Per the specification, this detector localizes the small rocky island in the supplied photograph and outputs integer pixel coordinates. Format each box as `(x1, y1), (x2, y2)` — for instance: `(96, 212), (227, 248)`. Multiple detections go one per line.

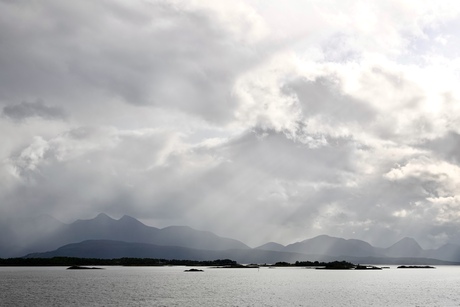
(355, 264), (383, 270)
(316, 261), (355, 270)
(67, 265), (103, 270)
(184, 268), (204, 272)
(397, 265), (435, 269)
(316, 262), (384, 270)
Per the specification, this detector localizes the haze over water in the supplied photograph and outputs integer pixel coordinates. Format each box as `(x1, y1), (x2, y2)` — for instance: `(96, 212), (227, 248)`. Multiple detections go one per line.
(2, 266), (460, 306)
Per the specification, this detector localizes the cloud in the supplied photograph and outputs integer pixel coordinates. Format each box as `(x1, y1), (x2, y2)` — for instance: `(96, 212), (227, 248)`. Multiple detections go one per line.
(420, 131), (460, 164)
(0, 0), (268, 124)
(3, 100), (67, 121)
(2, 0), (460, 249)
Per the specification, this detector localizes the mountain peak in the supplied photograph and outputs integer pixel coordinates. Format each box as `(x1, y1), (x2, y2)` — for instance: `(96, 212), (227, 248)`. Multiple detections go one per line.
(305, 234), (343, 243)
(286, 234), (375, 257)
(255, 242), (285, 252)
(393, 237), (422, 249)
(95, 213), (113, 220)
(118, 215), (147, 226)
(119, 215), (136, 221)
(312, 234), (335, 240)
(385, 237), (422, 257)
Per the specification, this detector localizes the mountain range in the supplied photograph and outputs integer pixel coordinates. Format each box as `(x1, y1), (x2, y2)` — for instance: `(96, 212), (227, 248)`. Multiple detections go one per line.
(3, 213), (460, 264)
(6, 213), (248, 257)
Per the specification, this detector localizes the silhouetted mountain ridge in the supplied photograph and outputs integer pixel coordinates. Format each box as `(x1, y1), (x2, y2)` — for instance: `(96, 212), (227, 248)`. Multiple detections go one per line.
(256, 235), (460, 263)
(19, 213), (249, 257)
(255, 242), (286, 252)
(284, 235), (379, 257)
(25, 239), (460, 265)
(384, 237), (423, 257)
(4, 213), (460, 263)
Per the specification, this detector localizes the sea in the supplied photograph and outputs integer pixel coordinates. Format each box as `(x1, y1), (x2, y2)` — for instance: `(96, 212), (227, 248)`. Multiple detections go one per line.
(1, 265), (460, 306)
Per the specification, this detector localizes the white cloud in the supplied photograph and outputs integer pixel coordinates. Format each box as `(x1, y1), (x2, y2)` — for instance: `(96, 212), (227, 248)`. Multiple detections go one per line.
(2, 0), (460, 248)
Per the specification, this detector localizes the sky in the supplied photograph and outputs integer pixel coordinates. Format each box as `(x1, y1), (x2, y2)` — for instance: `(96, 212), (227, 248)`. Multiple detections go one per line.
(2, 0), (460, 249)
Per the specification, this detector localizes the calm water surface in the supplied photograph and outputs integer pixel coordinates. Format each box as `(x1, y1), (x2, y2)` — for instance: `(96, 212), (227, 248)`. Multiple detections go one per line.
(1, 265), (460, 306)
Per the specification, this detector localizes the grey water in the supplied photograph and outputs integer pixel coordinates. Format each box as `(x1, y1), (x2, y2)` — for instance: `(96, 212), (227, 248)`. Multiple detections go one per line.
(1, 266), (460, 306)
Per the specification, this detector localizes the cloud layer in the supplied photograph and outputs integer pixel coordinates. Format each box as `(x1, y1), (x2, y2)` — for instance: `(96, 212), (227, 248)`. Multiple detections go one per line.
(2, 0), (460, 248)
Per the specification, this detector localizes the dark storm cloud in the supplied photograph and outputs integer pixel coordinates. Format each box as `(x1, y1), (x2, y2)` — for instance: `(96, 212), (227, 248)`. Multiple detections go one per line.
(3, 101), (67, 121)
(419, 131), (460, 164)
(0, 0), (264, 123)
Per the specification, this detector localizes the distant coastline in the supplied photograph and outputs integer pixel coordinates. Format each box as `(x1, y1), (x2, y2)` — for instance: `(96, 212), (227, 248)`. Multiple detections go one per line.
(0, 257), (438, 270)
(397, 265), (435, 269)
(67, 265), (103, 270)
(0, 257), (358, 268)
(0, 257), (239, 267)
